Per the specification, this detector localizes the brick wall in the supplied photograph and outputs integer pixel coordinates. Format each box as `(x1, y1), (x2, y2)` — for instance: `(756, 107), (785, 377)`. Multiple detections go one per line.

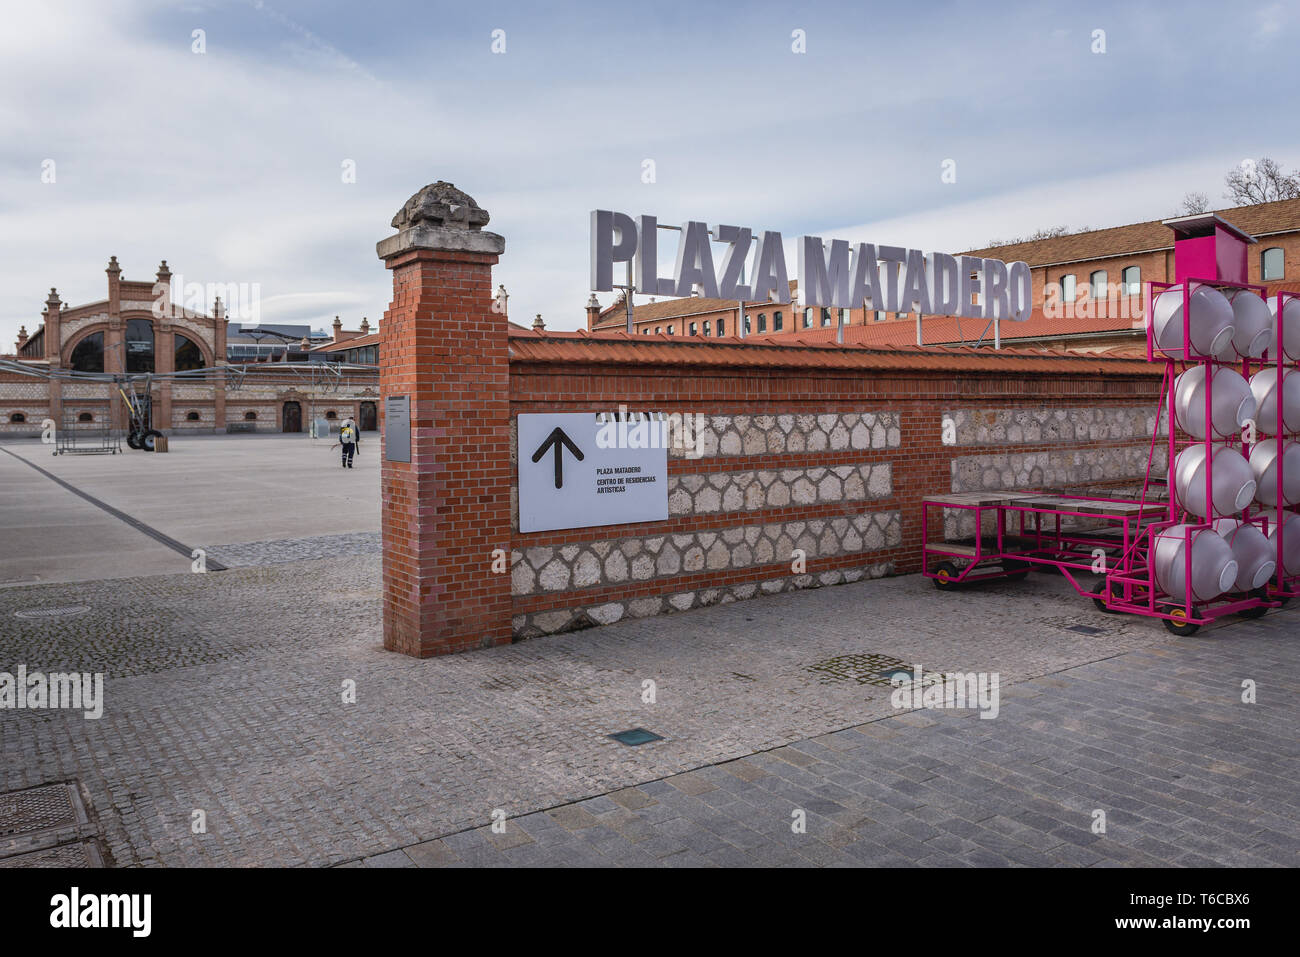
(504, 347), (1163, 639)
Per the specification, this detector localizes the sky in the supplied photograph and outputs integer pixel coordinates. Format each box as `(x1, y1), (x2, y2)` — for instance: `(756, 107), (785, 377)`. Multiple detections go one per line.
(3, 0), (1299, 350)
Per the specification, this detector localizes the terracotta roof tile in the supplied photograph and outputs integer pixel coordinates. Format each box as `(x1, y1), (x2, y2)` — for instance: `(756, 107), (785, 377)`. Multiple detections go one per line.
(508, 326), (1158, 375)
(959, 197), (1300, 266)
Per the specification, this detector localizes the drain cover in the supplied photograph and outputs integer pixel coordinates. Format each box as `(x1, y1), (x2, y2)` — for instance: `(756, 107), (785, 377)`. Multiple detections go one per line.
(0, 842), (102, 868)
(13, 605), (90, 620)
(805, 653), (915, 687)
(0, 783), (81, 837)
(609, 728), (664, 746)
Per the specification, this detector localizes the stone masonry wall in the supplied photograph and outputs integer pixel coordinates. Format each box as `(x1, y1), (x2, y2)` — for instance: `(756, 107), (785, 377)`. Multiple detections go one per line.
(506, 357), (1162, 640)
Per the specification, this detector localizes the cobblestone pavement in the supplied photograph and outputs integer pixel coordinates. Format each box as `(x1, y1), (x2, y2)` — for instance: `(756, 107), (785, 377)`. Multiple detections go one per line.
(361, 625), (1300, 867)
(1, 555), (1295, 866)
(200, 532), (380, 568)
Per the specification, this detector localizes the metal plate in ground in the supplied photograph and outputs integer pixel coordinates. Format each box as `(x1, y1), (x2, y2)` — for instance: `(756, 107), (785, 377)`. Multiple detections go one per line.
(805, 653), (915, 687)
(0, 842), (103, 868)
(13, 605), (90, 620)
(0, 783), (82, 837)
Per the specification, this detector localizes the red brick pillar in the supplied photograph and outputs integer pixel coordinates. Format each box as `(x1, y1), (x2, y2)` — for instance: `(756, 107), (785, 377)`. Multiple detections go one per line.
(376, 182), (511, 657)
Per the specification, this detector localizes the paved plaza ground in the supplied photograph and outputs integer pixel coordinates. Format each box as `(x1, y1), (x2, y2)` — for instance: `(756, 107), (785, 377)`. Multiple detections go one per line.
(0, 435), (1296, 867)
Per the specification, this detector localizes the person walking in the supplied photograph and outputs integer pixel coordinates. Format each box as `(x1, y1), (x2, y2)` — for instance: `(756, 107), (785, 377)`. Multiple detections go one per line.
(339, 418), (360, 468)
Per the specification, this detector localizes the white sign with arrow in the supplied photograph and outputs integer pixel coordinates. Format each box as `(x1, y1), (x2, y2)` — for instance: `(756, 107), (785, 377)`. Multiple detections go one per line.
(517, 412), (669, 533)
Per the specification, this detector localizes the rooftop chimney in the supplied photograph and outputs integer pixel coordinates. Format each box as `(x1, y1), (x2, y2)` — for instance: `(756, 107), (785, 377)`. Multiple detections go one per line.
(585, 293), (601, 330)
(532, 313), (545, 332)
(360, 317), (370, 334)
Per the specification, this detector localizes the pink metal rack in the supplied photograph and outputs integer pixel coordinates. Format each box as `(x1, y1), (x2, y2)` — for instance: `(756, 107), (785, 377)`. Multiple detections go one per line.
(921, 269), (1296, 636)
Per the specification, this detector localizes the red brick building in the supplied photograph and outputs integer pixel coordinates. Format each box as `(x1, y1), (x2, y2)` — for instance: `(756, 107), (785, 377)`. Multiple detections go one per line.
(1, 258), (380, 436)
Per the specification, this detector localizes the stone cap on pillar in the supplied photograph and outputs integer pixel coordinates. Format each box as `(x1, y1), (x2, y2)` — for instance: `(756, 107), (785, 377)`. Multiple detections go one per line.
(377, 181), (505, 261)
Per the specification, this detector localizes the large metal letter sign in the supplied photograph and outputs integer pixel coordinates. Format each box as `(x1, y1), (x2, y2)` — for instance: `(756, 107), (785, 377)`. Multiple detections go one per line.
(518, 412), (669, 533)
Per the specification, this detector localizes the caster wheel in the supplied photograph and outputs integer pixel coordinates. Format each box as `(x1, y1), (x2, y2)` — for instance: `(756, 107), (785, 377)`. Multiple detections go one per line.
(932, 561), (961, 591)
(1163, 608), (1201, 636)
(1237, 587), (1269, 620)
(1091, 580), (1119, 614)
(142, 429), (163, 452)
(1002, 559), (1030, 582)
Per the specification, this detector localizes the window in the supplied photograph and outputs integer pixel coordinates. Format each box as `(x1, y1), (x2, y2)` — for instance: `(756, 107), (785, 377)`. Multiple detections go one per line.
(874, 311), (886, 322)
(244, 411), (257, 421)
(703, 320), (711, 336)
(717, 318), (725, 336)
(1262, 247), (1284, 280)
(326, 410), (337, 419)
(840, 308), (850, 325)
(757, 313), (766, 332)
(70, 332), (104, 372)
(667, 325), (674, 335)
(1121, 266), (1141, 296)
(174, 333), (205, 371)
(773, 311), (783, 331)
(185, 411), (200, 421)
(77, 412), (93, 422)
(125, 318), (155, 373)
(655, 327), (661, 334)
(688, 322), (697, 336)
(1089, 270), (1108, 300)
(1061, 274), (1077, 301)
(896, 312), (909, 322)
(820, 308), (831, 327)
(8, 412), (25, 423)
(641, 327), (650, 334)
(803, 308), (813, 328)
(744, 314), (751, 334)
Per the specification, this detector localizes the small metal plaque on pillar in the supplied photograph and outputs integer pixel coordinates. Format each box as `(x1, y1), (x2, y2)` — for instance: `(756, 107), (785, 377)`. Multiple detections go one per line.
(385, 395), (411, 462)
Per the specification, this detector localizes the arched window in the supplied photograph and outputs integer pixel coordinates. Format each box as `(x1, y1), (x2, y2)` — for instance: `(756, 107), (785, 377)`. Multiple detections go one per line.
(773, 311), (783, 331)
(757, 313), (766, 332)
(325, 410), (337, 420)
(803, 308), (813, 328)
(1262, 247), (1284, 280)
(716, 318), (725, 336)
(744, 314), (751, 334)
(244, 411), (257, 421)
(1060, 274), (1077, 301)
(175, 333), (205, 371)
(125, 318), (155, 373)
(9, 412), (26, 423)
(1121, 266), (1141, 296)
(820, 308), (831, 327)
(1089, 270), (1108, 300)
(70, 332), (104, 372)
(702, 320), (711, 336)
(186, 411), (200, 421)
(78, 412), (93, 422)
(839, 308), (850, 325)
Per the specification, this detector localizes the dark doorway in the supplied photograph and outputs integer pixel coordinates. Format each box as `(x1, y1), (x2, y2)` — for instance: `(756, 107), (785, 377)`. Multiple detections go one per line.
(359, 401), (377, 431)
(282, 401), (302, 433)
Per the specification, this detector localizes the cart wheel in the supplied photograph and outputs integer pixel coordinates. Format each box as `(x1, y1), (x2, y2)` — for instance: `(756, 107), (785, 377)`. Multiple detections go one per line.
(1162, 607), (1200, 636)
(141, 429), (163, 452)
(126, 432), (141, 450)
(1237, 587), (1269, 620)
(1090, 580), (1119, 614)
(932, 561), (961, 591)
(1002, 559), (1030, 582)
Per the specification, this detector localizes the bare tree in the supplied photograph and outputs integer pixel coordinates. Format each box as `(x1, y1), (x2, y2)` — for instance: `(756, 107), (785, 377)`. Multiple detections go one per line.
(985, 225), (1079, 247)
(1224, 157), (1300, 205)
(1177, 192), (1210, 215)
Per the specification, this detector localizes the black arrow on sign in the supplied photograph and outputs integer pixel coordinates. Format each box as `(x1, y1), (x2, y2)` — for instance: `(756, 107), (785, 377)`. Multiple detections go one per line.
(531, 427), (584, 489)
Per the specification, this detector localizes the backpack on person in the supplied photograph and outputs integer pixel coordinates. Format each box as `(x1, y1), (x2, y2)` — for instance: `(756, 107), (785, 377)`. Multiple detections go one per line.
(340, 424), (355, 444)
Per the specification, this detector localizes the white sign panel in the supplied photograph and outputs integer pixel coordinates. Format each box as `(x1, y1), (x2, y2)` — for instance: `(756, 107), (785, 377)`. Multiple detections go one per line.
(518, 412), (669, 534)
